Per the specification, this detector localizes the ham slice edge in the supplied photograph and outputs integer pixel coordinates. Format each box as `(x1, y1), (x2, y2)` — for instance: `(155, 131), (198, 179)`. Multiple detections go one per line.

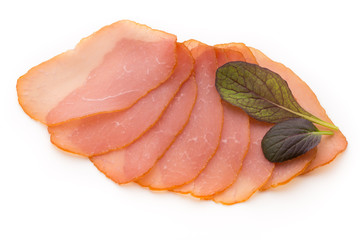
(17, 20), (177, 125)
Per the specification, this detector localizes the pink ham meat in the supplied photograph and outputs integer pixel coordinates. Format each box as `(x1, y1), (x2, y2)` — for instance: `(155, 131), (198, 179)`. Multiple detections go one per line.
(248, 47), (347, 174)
(136, 40), (223, 189)
(260, 149), (316, 190)
(17, 20), (177, 125)
(215, 43), (258, 64)
(48, 44), (193, 156)
(174, 102), (249, 197)
(173, 48), (250, 197)
(90, 76), (197, 184)
(213, 119), (275, 204)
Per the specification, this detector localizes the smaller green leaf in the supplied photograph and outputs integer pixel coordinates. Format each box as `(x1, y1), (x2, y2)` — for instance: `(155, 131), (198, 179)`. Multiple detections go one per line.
(261, 118), (333, 163)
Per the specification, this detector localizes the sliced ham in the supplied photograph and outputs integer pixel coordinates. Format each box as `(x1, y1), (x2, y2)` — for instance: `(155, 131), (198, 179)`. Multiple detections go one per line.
(248, 48), (347, 174)
(260, 149), (316, 190)
(48, 43), (193, 156)
(16, 19), (348, 204)
(173, 48), (250, 198)
(213, 119), (275, 204)
(90, 76), (197, 184)
(17, 20), (177, 125)
(174, 102), (249, 197)
(136, 40), (223, 189)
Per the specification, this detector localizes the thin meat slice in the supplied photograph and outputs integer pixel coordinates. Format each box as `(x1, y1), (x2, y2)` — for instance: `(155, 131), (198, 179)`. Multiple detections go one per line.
(48, 44), (193, 157)
(248, 47), (347, 174)
(260, 149), (316, 190)
(213, 119), (275, 204)
(90, 76), (197, 184)
(174, 102), (249, 197)
(215, 43), (258, 64)
(137, 40), (223, 189)
(17, 20), (177, 125)
(173, 48), (250, 197)
(215, 47), (246, 65)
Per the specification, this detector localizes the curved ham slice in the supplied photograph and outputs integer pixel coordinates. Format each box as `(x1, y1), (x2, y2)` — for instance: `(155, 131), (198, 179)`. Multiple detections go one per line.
(136, 41), (223, 189)
(248, 48), (347, 174)
(213, 119), (275, 204)
(260, 149), (316, 190)
(173, 48), (250, 197)
(90, 76), (197, 184)
(17, 20), (177, 125)
(48, 44), (193, 157)
(174, 102), (249, 197)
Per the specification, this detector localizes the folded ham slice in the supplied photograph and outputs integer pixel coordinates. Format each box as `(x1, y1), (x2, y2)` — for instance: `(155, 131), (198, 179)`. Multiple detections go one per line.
(248, 48), (347, 174)
(17, 20), (177, 125)
(48, 43), (193, 156)
(137, 40), (223, 189)
(173, 48), (250, 197)
(90, 76), (197, 184)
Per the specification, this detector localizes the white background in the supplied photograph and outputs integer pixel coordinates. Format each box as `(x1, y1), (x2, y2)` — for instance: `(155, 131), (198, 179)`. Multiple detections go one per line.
(1, 0), (359, 239)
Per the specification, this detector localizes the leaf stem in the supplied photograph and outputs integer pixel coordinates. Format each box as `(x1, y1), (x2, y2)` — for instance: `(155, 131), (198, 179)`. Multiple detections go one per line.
(299, 114), (338, 131)
(278, 105), (339, 130)
(312, 131), (334, 135)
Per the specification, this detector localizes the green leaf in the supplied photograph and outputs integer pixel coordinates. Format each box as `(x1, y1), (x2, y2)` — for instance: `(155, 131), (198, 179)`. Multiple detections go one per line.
(215, 61), (338, 130)
(261, 118), (333, 163)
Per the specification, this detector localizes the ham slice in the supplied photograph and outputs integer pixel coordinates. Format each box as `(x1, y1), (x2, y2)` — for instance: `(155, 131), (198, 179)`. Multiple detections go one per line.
(248, 48), (347, 174)
(17, 20), (177, 125)
(260, 149), (316, 190)
(90, 76), (197, 184)
(174, 102), (249, 197)
(173, 48), (250, 197)
(215, 43), (258, 64)
(48, 43), (193, 157)
(213, 119), (275, 204)
(137, 40), (223, 189)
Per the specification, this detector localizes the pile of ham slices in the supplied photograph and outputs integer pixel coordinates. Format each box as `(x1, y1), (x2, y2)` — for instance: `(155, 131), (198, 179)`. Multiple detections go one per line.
(17, 20), (347, 204)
